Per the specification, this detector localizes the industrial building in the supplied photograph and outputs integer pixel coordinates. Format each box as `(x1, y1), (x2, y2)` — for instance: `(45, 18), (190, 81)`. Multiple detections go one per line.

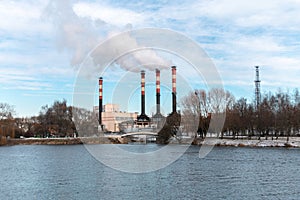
(94, 104), (138, 132)
(97, 66), (178, 133)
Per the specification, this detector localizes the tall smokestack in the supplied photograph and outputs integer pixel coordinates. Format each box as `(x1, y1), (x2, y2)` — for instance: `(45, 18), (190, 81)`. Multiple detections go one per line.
(172, 66), (177, 113)
(98, 77), (103, 126)
(153, 69), (164, 128)
(141, 70), (146, 115)
(137, 70), (150, 123)
(156, 69), (161, 114)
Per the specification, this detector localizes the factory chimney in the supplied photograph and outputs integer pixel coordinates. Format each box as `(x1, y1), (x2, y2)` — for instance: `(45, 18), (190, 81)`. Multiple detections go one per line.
(156, 69), (161, 115)
(98, 77), (103, 128)
(137, 70), (150, 123)
(172, 66), (177, 114)
(153, 69), (165, 129)
(141, 70), (146, 116)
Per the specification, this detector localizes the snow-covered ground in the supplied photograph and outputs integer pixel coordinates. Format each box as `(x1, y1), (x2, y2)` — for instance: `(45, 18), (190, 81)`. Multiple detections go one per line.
(200, 137), (300, 148)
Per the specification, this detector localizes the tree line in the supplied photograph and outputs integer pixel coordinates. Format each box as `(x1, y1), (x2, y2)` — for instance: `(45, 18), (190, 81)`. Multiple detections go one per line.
(1, 88), (300, 140)
(180, 88), (300, 141)
(1, 100), (98, 138)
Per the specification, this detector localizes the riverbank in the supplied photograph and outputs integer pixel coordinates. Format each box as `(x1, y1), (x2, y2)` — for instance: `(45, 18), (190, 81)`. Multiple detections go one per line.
(198, 137), (300, 148)
(2, 136), (300, 148)
(5, 136), (122, 146)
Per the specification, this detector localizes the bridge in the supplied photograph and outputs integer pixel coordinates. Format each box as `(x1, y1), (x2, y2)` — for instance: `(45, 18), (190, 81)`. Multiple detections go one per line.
(121, 132), (158, 138)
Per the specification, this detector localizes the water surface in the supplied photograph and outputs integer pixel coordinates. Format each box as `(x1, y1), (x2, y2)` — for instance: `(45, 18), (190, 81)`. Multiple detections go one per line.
(0, 144), (299, 199)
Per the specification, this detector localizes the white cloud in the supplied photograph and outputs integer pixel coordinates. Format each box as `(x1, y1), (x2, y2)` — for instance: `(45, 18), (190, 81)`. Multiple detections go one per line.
(0, 0), (51, 35)
(233, 36), (287, 52)
(194, 0), (300, 28)
(73, 2), (146, 27)
(1, 0), (300, 116)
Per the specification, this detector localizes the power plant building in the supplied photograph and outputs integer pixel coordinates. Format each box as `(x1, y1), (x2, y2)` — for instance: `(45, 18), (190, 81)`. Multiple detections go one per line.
(93, 104), (138, 132)
(97, 66), (178, 133)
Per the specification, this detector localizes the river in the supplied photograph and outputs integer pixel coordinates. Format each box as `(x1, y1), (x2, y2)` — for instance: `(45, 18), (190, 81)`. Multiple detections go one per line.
(0, 144), (299, 199)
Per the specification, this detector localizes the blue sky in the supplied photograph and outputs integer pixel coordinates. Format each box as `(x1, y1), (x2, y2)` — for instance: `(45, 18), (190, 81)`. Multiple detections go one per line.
(1, 0), (300, 117)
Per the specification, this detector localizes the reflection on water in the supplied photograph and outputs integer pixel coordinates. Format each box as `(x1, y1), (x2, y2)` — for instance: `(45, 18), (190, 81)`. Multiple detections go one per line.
(0, 144), (299, 199)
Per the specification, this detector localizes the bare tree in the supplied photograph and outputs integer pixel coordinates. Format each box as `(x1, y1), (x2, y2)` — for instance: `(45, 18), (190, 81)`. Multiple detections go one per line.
(181, 88), (234, 139)
(223, 98), (249, 139)
(180, 91), (201, 136)
(0, 103), (16, 120)
(180, 87), (300, 142)
(292, 89), (300, 136)
(207, 88), (235, 115)
(72, 107), (98, 137)
(259, 95), (274, 140)
(180, 90), (213, 138)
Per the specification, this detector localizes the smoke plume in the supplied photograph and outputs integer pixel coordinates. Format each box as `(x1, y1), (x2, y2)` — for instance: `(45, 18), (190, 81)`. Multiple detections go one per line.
(43, 0), (102, 67)
(44, 0), (172, 73)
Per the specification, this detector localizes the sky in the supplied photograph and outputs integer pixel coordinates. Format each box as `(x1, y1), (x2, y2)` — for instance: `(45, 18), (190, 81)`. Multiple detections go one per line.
(1, 0), (300, 117)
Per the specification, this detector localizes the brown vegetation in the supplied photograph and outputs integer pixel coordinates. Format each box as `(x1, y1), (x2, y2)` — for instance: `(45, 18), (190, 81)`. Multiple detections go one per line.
(181, 88), (300, 141)
(1, 87), (300, 145)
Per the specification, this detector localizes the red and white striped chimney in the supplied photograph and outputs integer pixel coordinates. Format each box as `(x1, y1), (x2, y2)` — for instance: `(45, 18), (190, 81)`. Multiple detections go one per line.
(99, 77), (103, 126)
(172, 66), (177, 113)
(141, 70), (146, 115)
(156, 69), (161, 114)
(137, 70), (150, 122)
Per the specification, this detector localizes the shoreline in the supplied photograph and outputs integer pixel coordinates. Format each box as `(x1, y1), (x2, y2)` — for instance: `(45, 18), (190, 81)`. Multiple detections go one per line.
(2, 136), (300, 148)
(5, 137), (119, 146)
(198, 137), (300, 148)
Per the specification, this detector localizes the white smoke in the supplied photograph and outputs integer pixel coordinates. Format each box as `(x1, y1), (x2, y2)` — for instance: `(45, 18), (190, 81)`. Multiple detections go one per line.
(43, 0), (103, 67)
(43, 0), (172, 72)
(93, 31), (172, 72)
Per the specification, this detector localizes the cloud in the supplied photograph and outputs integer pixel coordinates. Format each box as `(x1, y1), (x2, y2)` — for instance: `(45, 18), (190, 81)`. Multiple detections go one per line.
(1, 0), (300, 117)
(192, 0), (300, 29)
(232, 36), (287, 53)
(72, 2), (146, 27)
(44, 0), (172, 74)
(0, 0), (50, 35)
(43, 0), (102, 67)
(0, 63), (75, 93)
